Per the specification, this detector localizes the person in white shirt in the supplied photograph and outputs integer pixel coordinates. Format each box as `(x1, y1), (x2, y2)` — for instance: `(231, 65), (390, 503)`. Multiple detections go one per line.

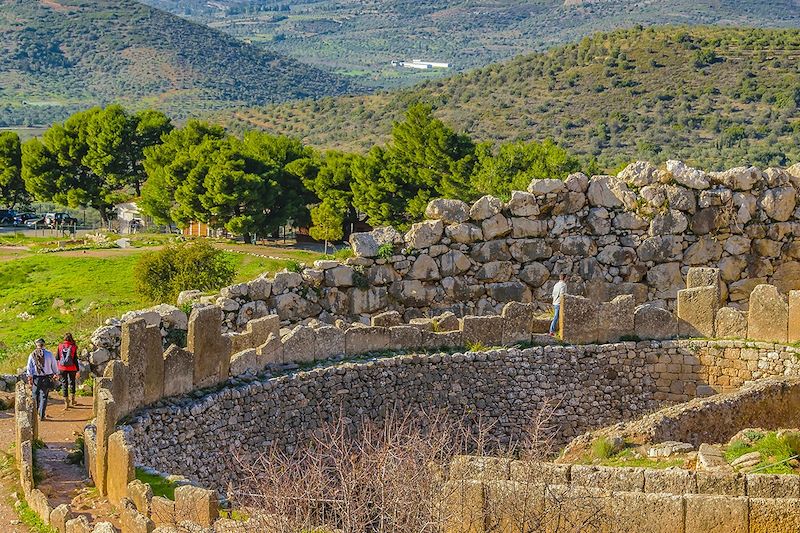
(26, 338), (59, 421)
(549, 273), (568, 336)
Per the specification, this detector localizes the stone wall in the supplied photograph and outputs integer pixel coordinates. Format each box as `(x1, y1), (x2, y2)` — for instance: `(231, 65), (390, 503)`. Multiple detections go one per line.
(86, 160), (800, 367)
(443, 455), (800, 532)
(120, 339), (800, 494)
(562, 377), (800, 459)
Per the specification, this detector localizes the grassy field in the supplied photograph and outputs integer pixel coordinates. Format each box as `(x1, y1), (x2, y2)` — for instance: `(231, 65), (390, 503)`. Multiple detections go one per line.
(0, 237), (324, 374)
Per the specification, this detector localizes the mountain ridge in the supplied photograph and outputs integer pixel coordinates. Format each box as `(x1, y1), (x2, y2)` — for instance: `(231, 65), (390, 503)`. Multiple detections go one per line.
(0, 0), (353, 128)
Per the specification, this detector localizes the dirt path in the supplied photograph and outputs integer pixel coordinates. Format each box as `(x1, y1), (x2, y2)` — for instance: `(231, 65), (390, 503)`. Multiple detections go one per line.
(0, 391), (119, 529)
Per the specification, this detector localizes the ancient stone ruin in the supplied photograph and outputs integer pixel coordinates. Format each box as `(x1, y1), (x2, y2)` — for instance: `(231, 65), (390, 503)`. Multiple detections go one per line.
(14, 160), (800, 531)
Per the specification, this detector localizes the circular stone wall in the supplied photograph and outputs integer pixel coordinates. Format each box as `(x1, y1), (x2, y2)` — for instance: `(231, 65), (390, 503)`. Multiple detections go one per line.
(126, 344), (662, 492)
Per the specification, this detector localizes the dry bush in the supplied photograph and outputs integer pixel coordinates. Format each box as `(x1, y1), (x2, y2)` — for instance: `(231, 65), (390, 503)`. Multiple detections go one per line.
(225, 399), (608, 533)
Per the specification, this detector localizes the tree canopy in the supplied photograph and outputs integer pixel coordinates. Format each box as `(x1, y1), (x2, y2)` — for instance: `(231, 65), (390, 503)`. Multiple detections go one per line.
(0, 132), (27, 209)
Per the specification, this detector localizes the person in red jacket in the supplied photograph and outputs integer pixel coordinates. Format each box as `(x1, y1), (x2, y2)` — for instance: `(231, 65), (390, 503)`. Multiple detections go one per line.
(56, 332), (79, 409)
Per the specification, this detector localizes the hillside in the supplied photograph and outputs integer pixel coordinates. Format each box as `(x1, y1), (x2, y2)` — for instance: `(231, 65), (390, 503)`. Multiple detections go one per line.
(0, 0), (352, 128)
(139, 0), (800, 88)
(225, 26), (800, 170)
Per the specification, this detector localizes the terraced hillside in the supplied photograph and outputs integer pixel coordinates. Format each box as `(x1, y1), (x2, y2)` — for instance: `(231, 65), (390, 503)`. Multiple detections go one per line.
(226, 26), (800, 170)
(141, 0), (800, 88)
(0, 0), (352, 128)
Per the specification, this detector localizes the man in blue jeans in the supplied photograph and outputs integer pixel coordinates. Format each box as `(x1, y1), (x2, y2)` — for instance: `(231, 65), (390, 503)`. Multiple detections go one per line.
(549, 273), (568, 337)
(26, 338), (59, 421)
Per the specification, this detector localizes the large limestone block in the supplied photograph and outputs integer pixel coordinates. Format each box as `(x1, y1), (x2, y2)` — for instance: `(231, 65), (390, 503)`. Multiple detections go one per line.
(635, 304), (678, 340)
(597, 294), (635, 343)
(695, 471), (745, 496)
(244, 314), (280, 348)
(282, 325), (317, 363)
(507, 191), (539, 217)
(469, 195), (503, 221)
(543, 484), (612, 533)
(570, 465), (645, 492)
(387, 326), (423, 351)
(643, 468), (697, 494)
(686, 267), (721, 291)
(746, 473), (800, 498)
(421, 330), (463, 350)
(229, 349), (260, 376)
(684, 494), (747, 533)
(509, 461), (570, 485)
(441, 480), (484, 533)
(127, 479), (153, 518)
(486, 281), (531, 303)
(120, 318), (162, 410)
(749, 497), (800, 533)
(462, 315), (504, 347)
(120, 505), (155, 533)
(483, 480), (545, 533)
(162, 345), (193, 397)
(107, 431), (134, 507)
(174, 485), (219, 527)
(151, 496), (175, 526)
(790, 290), (800, 343)
(760, 185), (797, 221)
(481, 213), (511, 240)
(747, 284), (789, 343)
(187, 306), (229, 388)
(439, 250), (472, 277)
(715, 307), (748, 339)
(611, 492), (684, 533)
(407, 254), (441, 281)
(501, 302), (536, 344)
(345, 326), (389, 355)
(404, 219), (444, 249)
(256, 333), (284, 365)
(667, 160), (710, 189)
(677, 286), (719, 338)
(425, 198), (470, 224)
(315, 326), (346, 360)
(559, 294), (599, 345)
(446, 222), (483, 244)
(50, 504), (74, 533)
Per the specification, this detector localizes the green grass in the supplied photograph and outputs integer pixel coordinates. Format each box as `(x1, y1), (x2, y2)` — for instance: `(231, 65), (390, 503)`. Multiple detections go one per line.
(135, 468), (179, 500)
(725, 431), (800, 475)
(0, 244), (324, 373)
(591, 437), (615, 461)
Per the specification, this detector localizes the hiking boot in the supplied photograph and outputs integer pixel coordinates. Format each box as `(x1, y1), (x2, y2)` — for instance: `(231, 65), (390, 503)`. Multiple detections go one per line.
(63, 402), (69, 411)
(70, 395), (76, 406)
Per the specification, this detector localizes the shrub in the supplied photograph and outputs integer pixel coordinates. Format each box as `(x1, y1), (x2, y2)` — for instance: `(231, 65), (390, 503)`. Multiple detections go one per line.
(376, 242), (394, 259)
(134, 241), (235, 303)
(591, 436), (615, 460)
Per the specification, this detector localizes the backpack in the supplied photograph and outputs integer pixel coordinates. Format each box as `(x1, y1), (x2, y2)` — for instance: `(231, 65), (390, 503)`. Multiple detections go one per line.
(59, 343), (76, 368)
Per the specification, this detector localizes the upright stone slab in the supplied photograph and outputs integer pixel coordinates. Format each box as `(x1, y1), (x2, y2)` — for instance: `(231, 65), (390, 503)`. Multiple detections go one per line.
(560, 294), (599, 344)
(686, 267), (722, 303)
(106, 431), (134, 507)
(501, 302), (535, 344)
(127, 479), (153, 517)
(245, 314), (280, 349)
(387, 326), (423, 351)
(142, 323), (164, 405)
(315, 326), (346, 360)
(162, 345), (193, 397)
(346, 326), (389, 355)
(174, 485), (219, 526)
(229, 349), (260, 377)
(715, 307), (748, 339)
(282, 325), (317, 363)
(94, 390), (116, 496)
(597, 294), (635, 343)
(748, 284), (788, 343)
(256, 333), (284, 365)
(677, 286), (719, 337)
(104, 360), (130, 419)
(789, 290), (800, 343)
(462, 315), (504, 347)
(187, 306), (229, 387)
(120, 319), (149, 410)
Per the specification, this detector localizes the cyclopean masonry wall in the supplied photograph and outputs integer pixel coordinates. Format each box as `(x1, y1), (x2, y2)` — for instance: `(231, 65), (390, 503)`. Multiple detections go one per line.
(443, 451), (800, 532)
(85, 160), (800, 369)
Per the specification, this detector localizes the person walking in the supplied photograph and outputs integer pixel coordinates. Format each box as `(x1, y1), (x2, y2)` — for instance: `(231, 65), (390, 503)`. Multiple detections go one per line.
(26, 338), (59, 421)
(549, 273), (568, 337)
(56, 333), (79, 410)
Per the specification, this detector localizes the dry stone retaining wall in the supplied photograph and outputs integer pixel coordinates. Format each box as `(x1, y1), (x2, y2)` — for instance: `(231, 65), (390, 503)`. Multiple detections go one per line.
(86, 160), (800, 367)
(118, 339), (800, 495)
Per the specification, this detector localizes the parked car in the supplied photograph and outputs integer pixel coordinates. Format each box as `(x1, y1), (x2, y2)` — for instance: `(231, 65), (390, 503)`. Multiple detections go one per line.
(14, 212), (38, 226)
(25, 215), (46, 227)
(44, 212), (79, 227)
(0, 209), (15, 225)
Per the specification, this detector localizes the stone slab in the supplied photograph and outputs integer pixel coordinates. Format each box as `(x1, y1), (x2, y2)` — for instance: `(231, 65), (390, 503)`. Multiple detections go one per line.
(462, 315), (504, 347)
(315, 326), (346, 360)
(748, 284), (788, 343)
(612, 492), (684, 533)
(677, 286), (719, 337)
(643, 468), (697, 494)
(282, 325), (317, 363)
(162, 345), (193, 397)
(345, 326), (389, 355)
(789, 290), (800, 343)
(748, 497), (800, 533)
(635, 304), (678, 340)
(597, 294), (635, 343)
(560, 294), (599, 345)
(684, 493), (747, 533)
(174, 485), (219, 527)
(187, 306), (230, 387)
(501, 302), (536, 344)
(746, 473), (800, 498)
(106, 431), (134, 507)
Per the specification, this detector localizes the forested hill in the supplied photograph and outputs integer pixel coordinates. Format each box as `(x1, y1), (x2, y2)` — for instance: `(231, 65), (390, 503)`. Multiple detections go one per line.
(138, 0), (800, 89)
(226, 26), (800, 171)
(0, 0), (352, 128)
